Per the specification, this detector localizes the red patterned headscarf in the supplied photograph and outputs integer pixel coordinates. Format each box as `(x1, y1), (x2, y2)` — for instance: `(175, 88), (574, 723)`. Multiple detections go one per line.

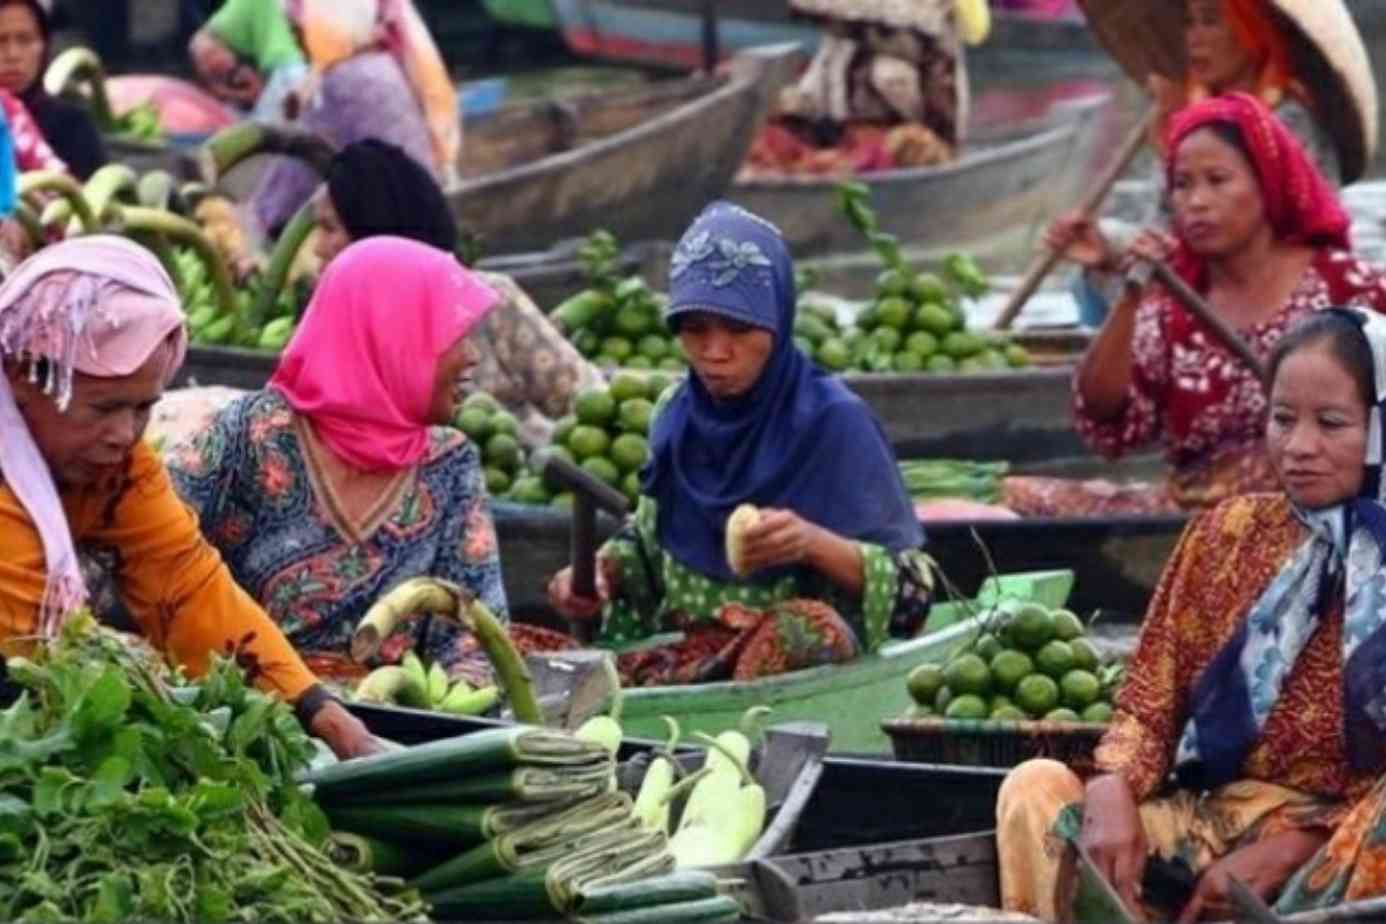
(1163, 92), (1350, 288)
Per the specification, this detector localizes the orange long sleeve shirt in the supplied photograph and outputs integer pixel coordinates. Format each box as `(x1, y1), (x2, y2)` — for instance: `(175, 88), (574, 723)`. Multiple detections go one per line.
(0, 441), (319, 701)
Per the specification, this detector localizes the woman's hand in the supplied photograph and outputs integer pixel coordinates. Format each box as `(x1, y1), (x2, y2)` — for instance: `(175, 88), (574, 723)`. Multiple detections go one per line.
(1176, 830), (1326, 923)
(547, 557), (618, 621)
(736, 509), (818, 574)
(1043, 210), (1115, 271)
(1079, 773), (1149, 917)
(1119, 228), (1179, 275)
(308, 699), (386, 760)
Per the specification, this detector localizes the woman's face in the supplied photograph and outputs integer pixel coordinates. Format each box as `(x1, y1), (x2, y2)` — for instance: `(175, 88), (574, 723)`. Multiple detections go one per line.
(314, 192), (352, 267)
(428, 333), (481, 425)
(677, 312), (775, 400)
(1184, 0), (1256, 92)
(7, 350), (166, 489)
(1268, 343), (1370, 510)
(1169, 128), (1269, 259)
(0, 5), (44, 95)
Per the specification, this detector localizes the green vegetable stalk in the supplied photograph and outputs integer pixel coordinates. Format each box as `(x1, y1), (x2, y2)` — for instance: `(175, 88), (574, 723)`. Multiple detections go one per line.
(19, 171), (97, 232)
(42, 47), (115, 130)
(116, 206), (242, 340)
(200, 123), (337, 185)
(249, 200), (316, 330)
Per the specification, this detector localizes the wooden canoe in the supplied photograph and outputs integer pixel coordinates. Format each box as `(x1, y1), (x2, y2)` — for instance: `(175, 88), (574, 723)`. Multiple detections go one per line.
(550, 0), (1098, 71)
(449, 43), (798, 255)
(731, 91), (1111, 260)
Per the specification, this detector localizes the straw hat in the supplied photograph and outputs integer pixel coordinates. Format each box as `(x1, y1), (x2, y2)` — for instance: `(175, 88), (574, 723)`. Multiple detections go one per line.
(1076, 0), (1378, 183)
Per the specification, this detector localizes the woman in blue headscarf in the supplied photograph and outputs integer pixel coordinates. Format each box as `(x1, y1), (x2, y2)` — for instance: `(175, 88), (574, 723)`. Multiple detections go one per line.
(548, 202), (934, 685)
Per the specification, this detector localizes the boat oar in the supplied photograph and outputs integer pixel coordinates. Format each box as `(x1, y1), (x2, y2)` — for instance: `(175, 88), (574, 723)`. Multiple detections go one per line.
(1125, 258), (1267, 384)
(540, 454), (631, 641)
(993, 106), (1158, 331)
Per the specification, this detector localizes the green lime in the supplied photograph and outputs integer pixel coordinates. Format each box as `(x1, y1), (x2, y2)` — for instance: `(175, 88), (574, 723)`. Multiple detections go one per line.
(614, 305), (655, 338)
(552, 415), (579, 447)
(573, 330), (601, 357)
(551, 492), (575, 510)
(876, 268), (911, 298)
(621, 470), (642, 505)
(463, 391), (500, 415)
(484, 466), (511, 495)
(623, 355), (653, 370)
(1052, 609), (1084, 641)
(1045, 708), (1081, 723)
(907, 663), (946, 706)
(531, 445), (576, 492)
(567, 425), (612, 461)
(645, 372), (673, 401)
(1006, 603), (1056, 651)
(1082, 702), (1114, 724)
(943, 653), (992, 698)
(619, 397), (655, 435)
(817, 337), (851, 371)
(942, 331), (985, 360)
(875, 296), (913, 331)
(509, 475), (550, 506)
(904, 703), (934, 719)
(581, 456), (621, 487)
(973, 632), (1003, 662)
(891, 350), (924, 374)
(871, 327), (903, 353)
(658, 357), (686, 372)
(1005, 344), (1032, 368)
(934, 685), (953, 715)
(991, 694), (1015, 711)
(1060, 670), (1102, 709)
(1070, 638), (1101, 673)
(1015, 673), (1060, 717)
(609, 371), (650, 403)
(454, 406), (493, 442)
(484, 433), (522, 471)
(637, 334), (670, 360)
(924, 354), (957, 374)
(795, 314), (833, 346)
(991, 704), (1028, 721)
(601, 336), (634, 361)
(977, 349), (1009, 371)
(910, 272), (950, 304)
(904, 331), (939, 357)
(989, 650), (1035, 696)
(945, 693), (989, 721)
(575, 388), (617, 427)
(490, 410), (519, 437)
(958, 357), (985, 374)
(610, 433), (650, 473)
(1035, 640), (1077, 679)
(913, 302), (956, 337)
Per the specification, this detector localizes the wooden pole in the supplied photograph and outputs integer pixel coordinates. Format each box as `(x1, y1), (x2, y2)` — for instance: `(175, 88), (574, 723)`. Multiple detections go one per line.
(993, 106), (1158, 331)
(1142, 260), (1267, 384)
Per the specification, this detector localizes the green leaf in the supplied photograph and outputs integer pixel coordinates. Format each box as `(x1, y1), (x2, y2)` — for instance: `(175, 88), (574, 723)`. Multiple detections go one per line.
(85, 872), (133, 924)
(189, 780), (242, 819)
(194, 884), (234, 923)
(0, 794), (33, 837)
(33, 767), (82, 817)
(0, 831), (21, 862)
(84, 757), (132, 811)
(867, 232), (904, 271)
(72, 669), (131, 744)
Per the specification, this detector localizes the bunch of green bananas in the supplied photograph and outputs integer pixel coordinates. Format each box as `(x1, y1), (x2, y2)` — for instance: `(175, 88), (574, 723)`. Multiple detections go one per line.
(113, 101), (163, 143)
(176, 248), (310, 351)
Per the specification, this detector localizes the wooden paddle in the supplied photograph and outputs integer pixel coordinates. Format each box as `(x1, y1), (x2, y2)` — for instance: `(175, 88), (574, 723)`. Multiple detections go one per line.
(993, 105), (1158, 331)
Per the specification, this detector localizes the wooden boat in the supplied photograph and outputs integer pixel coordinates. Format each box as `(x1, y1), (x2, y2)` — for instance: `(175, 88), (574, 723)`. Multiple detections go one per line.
(731, 91), (1111, 259)
(549, 0), (1097, 71)
(449, 43), (797, 255)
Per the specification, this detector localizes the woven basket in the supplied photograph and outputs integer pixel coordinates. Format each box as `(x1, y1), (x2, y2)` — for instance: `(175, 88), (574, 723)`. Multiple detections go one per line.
(882, 716), (1106, 776)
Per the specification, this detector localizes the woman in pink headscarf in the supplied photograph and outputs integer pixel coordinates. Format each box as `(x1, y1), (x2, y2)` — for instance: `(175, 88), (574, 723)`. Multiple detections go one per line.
(0, 235), (377, 759)
(167, 237), (534, 687)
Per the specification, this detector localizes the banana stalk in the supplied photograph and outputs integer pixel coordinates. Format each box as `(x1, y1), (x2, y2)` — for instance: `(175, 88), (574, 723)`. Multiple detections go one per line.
(353, 578), (544, 725)
(248, 200), (315, 328)
(82, 164), (139, 225)
(200, 122), (337, 185)
(114, 205), (239, 331)
(19, 172), (97, 232)
(137, 170), (177, 211)
(43, 47), (116, 130)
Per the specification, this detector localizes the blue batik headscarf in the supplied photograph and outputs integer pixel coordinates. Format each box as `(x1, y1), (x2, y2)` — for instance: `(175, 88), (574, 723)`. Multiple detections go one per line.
(641, 201), (924, 584)
(1174, 307), (1386, 791)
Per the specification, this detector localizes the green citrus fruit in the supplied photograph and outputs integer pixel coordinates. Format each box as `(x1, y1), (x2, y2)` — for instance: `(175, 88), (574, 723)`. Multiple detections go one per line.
(989, 650), (1034, 696)
(1052, 609), (1084, 641)
(658, 357), (686, 372)
(991, 704), (1028, 721)
(977, 349), (1009, 371)
(973, 632), (1003, 661)
(623, 355), (653, 370)
(945, 693), (989, 721)
(958, 357), (985, 374)
(454, 406), (493, 442)
(645, 372), (673, 401)
(567, 425), (612, 461)
(1060, 670), (1102, 709)
(924, 354), (957, 374)
(484, 466), (511, 495)
(610, 433), (650, 473)
(575, 388), (617, 426)
(637, 334), (670, 360)
(552, 414), (578, 447)
(904, 703), (934, 719)
(794, 336), (815, 356)
(942, 331), (985, 360)
(619, 397), (655, 435)
(550, 492), (575, 510)
(622, 470), (642, 505)
(1015, 673), (1060, 717)
(910, 272), (950, 304)
(934, 685), (954, 715)
(601, 336), (634, 361)
(1035, 640), (1077, 679)
(1070, 638), (1101, 673)
(1045, 708), (1081, 723)
(905, 331), (939, 357)
(817, 338), (851, 371)
(907, 663), (946, 706)
(876, 268), (911, 298)
(1007, 603), (1056, 651)
(614, 305), (655, 338)
(509, 475), (549, 506)
(609, 371), (649, 403)
(463, 391), (500, 414)
(484, 433), (522, 471)
(913, 302), (956, 337)
(943, 653), (992, 698)
(1005, 344), (1032, 368)
(1082, 702), (1114, 724)
(581, 456), (621, 487)
(870, 326), (903, 353)
(573, 330), (601, 357)
(875, 296), (913, 331)
(490, 410), (519, 437)
(795, 314), (833, 345)
(893, 350), (925, 374)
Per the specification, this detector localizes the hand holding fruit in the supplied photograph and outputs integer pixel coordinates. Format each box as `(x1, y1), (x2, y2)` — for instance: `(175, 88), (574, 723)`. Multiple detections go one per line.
(729, 508), (818, 575)
(1044, 210), (1115, 271)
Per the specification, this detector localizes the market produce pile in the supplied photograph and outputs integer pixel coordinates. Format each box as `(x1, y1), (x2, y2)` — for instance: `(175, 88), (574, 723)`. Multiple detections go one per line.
(451, 391), (529, 498)
(0, 614), (425, 922)
(47, 48), (163, 143)
(898, 460), (1008, 505)
(905, 600), (1124, 723)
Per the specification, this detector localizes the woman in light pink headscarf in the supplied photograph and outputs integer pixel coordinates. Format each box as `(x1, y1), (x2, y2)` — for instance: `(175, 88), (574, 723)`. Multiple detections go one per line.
(166, 237), (560, 688)
(0, 235), (377, 759)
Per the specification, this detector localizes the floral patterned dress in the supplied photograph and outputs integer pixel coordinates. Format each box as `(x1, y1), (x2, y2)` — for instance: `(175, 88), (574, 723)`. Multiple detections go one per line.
(167, 389), (508, 686)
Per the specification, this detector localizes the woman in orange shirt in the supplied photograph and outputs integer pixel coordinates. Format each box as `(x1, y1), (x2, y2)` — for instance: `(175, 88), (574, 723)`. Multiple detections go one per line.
(0, 235), (376, 759)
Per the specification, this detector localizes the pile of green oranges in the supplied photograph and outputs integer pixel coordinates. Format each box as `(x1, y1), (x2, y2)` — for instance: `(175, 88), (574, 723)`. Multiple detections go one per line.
(906, 601), (1124, 724)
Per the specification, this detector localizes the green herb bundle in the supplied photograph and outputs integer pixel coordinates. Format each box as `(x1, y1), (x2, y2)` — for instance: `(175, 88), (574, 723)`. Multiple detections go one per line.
(0, 615), (427, 923)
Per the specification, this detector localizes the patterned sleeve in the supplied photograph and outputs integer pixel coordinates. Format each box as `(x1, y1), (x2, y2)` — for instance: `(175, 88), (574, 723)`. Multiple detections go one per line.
(165, 394), (253, 541)
(1329, 251), (1386, 314)
(595, 495), (667, 645)
(422, 440), (512, 672)
(1071, 296), (1168, 460)
(854, 545), (935, 653)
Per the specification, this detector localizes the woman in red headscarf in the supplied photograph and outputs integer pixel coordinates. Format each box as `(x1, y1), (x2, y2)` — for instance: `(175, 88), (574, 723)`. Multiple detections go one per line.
(1010, 93), (1386, 516)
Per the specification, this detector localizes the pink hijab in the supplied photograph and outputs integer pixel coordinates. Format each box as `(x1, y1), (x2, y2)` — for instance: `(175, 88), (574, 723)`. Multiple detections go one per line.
(270, 237), (499, 472)
(0, 236), (187, 637)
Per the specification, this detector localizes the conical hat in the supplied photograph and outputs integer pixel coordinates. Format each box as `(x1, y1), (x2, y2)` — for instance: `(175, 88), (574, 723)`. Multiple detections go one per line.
(1076, 0), (1377, 183)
